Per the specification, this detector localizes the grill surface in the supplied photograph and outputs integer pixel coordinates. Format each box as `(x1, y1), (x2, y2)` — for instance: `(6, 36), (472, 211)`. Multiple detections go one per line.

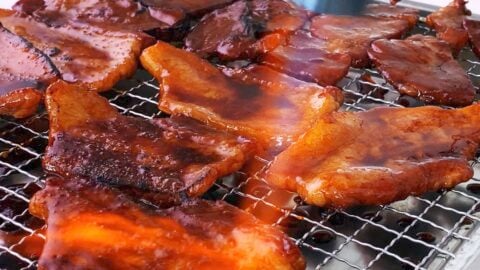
(1, 17), (480, 270)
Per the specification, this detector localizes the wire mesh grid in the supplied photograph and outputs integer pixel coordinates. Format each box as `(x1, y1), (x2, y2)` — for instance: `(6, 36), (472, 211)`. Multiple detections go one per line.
(1, 19), (480, 270)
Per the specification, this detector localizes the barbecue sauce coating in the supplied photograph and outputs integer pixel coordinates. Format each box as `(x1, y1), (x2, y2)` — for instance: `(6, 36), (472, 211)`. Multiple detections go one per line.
(364, 3), (419, 29)
(44, 81), (255, 203)
(0, 88), (43, 119)
(260, 30), (351, 86)
(13, 0), (167, 34)
(0, 24), (58, 118)
(368, 35), (475, 106)
(426, 0), (471, 54)
(184, 0), (310, 60)
(464, 19), (480, 59)
(140, 0), (234, 26)
(30, 177), (306, 270)
(310, 15), (409, 67)
(0, 10), (146, 92)
(141, 41), (343, 153)
(266, 104), (480, 208)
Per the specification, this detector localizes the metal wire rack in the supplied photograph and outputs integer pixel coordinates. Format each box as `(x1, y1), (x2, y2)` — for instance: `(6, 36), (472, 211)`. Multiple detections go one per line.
(1, 18), (480, 270)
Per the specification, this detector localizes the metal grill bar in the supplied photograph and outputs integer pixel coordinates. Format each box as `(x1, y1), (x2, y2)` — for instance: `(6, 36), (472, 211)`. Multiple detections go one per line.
(1, 18), (480, 270)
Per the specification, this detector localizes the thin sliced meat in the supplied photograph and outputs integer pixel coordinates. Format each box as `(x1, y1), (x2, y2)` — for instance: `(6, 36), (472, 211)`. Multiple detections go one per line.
(0, 10), (148, 92)
(310, 15), (409, 67)
(364, 3), (419, 29)
(30, 177), (306, 270)
(184, 0), (310, 60)
(44, 81), (255, 204)
(464, 19), (480, 58)
(426, 0), (471, 54)
(259, 30), (351, 86)
(0, 88), (43, 119)
(13, 0), (167, 35)
(248, 0), (311, 34)
(368, 35), (475, 106)
(141, 41), (343, 154)
(140, 0), (234, 26)
(185, 1), (253, 60)
(265, 104), (480, 208)
(0, 23), (58, 118)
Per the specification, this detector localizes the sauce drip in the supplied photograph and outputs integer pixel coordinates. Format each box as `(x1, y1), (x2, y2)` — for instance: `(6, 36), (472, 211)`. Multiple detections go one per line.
(415, 232), (436, 243)
(310, 230), (335, 244)
(397, 217), (415, 228)
(466, 183), (480, 194)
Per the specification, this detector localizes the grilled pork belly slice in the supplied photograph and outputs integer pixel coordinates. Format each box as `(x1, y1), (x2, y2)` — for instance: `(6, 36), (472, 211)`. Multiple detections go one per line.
(184, 0), (310, 61)
(140, 0), (234, 26)
(426, 0), (471, 54)
(13, 0), (167, 35)
(364, 3), (419, 29)
(310, 15), (410, 67)
(44, 81), (255, 203)
(141, 41), (343, 154)
(464, 19), (480, 59)
(0, 9), (148, 92)
(259, 30), (351, 86)
(368, 35), (475, 106)
(30, 177), (306, 270)
(0, 23), (58, 118)
(266, 104), (480, 208)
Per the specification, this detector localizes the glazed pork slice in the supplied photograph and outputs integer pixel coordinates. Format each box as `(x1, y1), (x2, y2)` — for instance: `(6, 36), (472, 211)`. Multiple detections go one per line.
(140, 0), (234, 26)
(0, 10), (147, 92)
(30, 177), (306, 270)
(13, 0), (167, 35)
(426, 0), (470, 54)
(0, 88), (43, 119)
(0, 24), (58, 118)
(364, 3), (419, 29)
(141, 41), (343, 154)
(464, 19), (480, 58)
(184, 0), (310, 60)
(44, 81), (255, 204)
(310, 15), (410, 67)
(368, 35), (475, 106)
(259, 30), (351, 86)
(265, 104), (480, 208)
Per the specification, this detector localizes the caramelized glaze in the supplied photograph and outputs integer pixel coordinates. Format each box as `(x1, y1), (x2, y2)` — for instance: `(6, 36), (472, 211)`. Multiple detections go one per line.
(141, 41), (343, 153)
(426, 0), (470, 54)
(0, 24), (58, 118)
(184, 0), (309, 60)
(140, 0), (233, 26)
(13, 0), (167, 34)
(310, 15), (409, 67)
(0, 88), (43, 119)
(44, 81), (255, 203)
(30, 177), (305, 270)
(260, 30), (351, 86)
(0, 24), (58, 87)
(464, 19), (480, 59)
(368, 35), (475, 106)
(249, 0), (310, 33)
(266, 104), (480, 208)
(364, 3), (419, 29)
(0, 23), (58, 118)
(0, 10), (145, 92)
